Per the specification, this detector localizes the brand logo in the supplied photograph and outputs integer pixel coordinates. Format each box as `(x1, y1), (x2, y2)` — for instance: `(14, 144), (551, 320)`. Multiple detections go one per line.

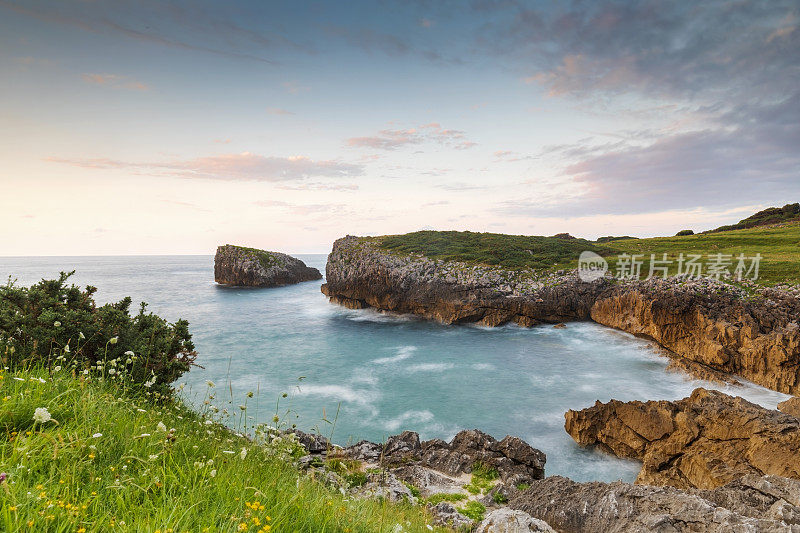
(578, 251), (608, 282)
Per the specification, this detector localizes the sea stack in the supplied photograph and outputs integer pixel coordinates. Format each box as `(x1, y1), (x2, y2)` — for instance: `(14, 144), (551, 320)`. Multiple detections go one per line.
(214, 244), (322, 287)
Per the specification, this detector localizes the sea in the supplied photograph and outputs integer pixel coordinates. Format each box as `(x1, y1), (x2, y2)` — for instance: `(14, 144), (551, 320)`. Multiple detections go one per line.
(0, 254), (789, 482)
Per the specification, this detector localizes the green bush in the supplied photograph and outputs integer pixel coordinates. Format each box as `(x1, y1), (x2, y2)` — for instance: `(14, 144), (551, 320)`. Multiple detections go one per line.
(0, 272), (196, 395)
(675, 229), (694, 236)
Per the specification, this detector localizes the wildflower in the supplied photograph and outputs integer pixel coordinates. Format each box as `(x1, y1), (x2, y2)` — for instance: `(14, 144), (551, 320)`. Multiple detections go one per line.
(239, 405), (247, 411)
(54, 321), (61, 327)
(79, 332), (85, 340)
(149, 454), (159, 461)
(63, 344), (70, 353)
(206, 380), (215, 388)
(108, 369), (116, 375)
(238, 523), (249, 531)
(92, 433), (102, 438)
(109, 336), (118, 344)
(209, 469), (216, 477)
(144, 376), (156, 388)
(240, 448), (248, 460)
(157, 421), (167, 432)
(247, 391), (254, 398)
(0, 472), (6, 483)
(204, 420), (213, 426)
(33, 407), (52, 424)
(54, 366), (61, 372)
(124, 350), (134, 356)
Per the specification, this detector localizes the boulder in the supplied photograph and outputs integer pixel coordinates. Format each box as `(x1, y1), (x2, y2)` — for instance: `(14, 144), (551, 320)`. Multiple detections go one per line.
(779, 397), (800, 418)
(509, 475), (800, 532)
(565, 388), (800, 489)
(476, 508), (556, 532)
(214, 244), (321, 287)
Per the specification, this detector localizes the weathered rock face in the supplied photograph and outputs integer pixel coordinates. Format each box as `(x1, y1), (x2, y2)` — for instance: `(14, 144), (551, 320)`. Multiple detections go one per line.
(565, 388), (800, 490)
(510, 474), (800, 533)
(322, 235), (800, 394)
(476, 508), (556, 532)
(215, 244), (321, 287)
(344, 429), (546, 487)
(780, 397), (800, 418)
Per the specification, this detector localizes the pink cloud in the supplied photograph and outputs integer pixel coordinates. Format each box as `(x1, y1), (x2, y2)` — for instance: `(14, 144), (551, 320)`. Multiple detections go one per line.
(82, 73), (149, 91)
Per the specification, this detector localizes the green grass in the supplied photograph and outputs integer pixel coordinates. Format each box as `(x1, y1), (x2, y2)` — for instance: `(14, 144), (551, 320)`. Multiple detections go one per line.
(375, 221), (800, 285)
(229, 245), (279, 271)
(0, 367), (446, 532)
(462, 463), (498, 495)
(424, 493), (466, 505)
(379, 230), (609, 269)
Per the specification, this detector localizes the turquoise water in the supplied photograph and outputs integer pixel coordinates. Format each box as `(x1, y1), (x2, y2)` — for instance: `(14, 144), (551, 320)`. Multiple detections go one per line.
(1, 255), (790, 482)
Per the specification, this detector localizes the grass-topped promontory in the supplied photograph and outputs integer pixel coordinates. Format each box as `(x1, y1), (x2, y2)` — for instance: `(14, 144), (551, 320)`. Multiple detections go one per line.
(0, 275), (446, 532)
(377, 211), (800, 285)
(380, 230), (607, 269)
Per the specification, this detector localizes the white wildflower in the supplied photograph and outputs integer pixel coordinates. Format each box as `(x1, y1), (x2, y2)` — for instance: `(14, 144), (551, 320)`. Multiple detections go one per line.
(209, 469), (216, 477)
(156, 422), (167, 432)
(148, 454), (159, 461)
(92, 433), (102, 438)
(108, 368), (116, 375)
(109, 336), (118, 344)
(79, 332), (85, 340)
(240, 448), (247, 460)
(138, 433), (151, 438)
(124, 350), (134, 357)
(54, 366), (61, 372)
(53, 321), (61, 327)
(63, 344), (70, 353)
(33, 407), (51, 424)
(204, 420), (213, 426)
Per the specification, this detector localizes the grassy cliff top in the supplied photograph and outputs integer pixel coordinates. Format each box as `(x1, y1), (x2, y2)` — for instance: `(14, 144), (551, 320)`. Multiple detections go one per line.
(223, 244), (281, 269)
(376, 221), (800, 285)
(0, 366), (444, 532)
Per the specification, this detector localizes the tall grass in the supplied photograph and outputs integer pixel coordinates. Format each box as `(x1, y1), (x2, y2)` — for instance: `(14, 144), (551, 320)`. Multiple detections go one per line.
(0, 365), (444, 532)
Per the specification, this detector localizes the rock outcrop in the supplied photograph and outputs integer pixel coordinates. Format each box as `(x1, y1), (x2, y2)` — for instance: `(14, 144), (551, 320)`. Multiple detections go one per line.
(565, 388), (800, 489)
(780, 397), (800, 418)
(509, 474), (800, 532)
(476, 508), (556, 532)
(322, 235), (800, 394)
(215, 244), (321, 287)
(344, 429), (546, 487)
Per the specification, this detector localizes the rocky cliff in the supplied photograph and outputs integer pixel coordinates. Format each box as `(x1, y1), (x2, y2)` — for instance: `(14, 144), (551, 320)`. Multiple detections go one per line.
(565, 388), (800, 490)
(291, 426), (800, 532)
(215, 244), (321, 287)
(322, 235), (800, 394)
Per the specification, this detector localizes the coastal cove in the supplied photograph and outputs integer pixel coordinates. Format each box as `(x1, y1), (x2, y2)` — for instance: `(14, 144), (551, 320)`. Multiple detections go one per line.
(0, 254), (789, 484)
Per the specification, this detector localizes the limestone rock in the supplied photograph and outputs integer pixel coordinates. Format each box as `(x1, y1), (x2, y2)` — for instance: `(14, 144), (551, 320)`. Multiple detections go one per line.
(509, 475), (800, 532)
(322, 235), (800, 394)
(429, 502), (473, 529)
(565, 388), (800, 489)
(476, 508), (556, 532)
(215, 244), (321, 287)
(779, 397), (800, 418)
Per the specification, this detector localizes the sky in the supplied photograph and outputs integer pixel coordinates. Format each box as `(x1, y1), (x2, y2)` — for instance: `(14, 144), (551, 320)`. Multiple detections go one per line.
(1, 0), (798, 255)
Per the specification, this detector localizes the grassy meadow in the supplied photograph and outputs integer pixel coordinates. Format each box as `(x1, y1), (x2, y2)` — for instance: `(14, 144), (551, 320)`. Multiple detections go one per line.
(0, 365), (445, 532)
(377, 220), (800, 285)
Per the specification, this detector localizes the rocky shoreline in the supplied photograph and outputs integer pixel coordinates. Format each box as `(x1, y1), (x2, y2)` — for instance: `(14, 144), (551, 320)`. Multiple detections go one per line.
(290, 424), (800, 532)
(321, 235), (800, 395)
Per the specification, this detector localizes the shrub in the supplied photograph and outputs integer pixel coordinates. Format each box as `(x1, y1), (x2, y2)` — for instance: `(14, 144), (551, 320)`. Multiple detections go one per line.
(676, 229), (694, 236)
(0, 272), (196, 395)
(458, 501), (486, 521)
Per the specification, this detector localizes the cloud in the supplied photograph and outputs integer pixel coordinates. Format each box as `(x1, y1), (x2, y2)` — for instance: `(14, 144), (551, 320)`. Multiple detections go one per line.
(498, 92), (800, 217)
(254, 200), (351, 217)
(346, 123), (476, 151)
(82, 73), (149, 91)
(282, 81), (309, 94)
(276, 182), (359, 191)
(47, 152), (364, 182)
(266, 107), (294, 115)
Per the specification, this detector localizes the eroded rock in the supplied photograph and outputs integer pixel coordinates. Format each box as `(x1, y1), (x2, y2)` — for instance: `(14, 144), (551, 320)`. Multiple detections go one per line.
(476, 508), (556, 532)
(215, 244), (321, 287)
(510, 475), (800, 533)
(565, 388), (800, 489)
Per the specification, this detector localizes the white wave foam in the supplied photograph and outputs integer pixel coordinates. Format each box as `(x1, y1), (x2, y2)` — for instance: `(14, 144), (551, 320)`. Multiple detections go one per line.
(373, 345), (417, 364)
(407, 362), (455, 373)
(383, 410), (435, 432)
(471, 363), (495, 370)
(294, 384), (378, 406)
